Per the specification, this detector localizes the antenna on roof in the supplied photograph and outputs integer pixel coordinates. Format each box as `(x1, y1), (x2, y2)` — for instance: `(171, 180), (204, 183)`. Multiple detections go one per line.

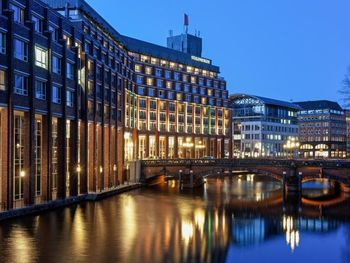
(169, 30), (173, 37)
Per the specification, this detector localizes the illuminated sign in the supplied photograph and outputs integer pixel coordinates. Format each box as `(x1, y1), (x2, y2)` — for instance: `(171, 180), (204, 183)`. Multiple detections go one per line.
(191, 56), (211, 64)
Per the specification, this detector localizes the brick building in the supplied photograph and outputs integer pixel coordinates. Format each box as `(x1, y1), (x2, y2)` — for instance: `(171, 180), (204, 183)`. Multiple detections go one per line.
(0, 0), (231, 211)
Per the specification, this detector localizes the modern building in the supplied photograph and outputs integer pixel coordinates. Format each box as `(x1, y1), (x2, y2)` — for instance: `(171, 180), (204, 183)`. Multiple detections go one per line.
(123, 34), (231, 161)
(0, 0), (231, 211)
(230, 94), (300, 158)
(345, 109), (350, 157)
(296, 100), (347, 158)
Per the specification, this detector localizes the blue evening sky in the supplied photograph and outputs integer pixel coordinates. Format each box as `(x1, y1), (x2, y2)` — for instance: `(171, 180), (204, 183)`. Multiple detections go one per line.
(86, 0), (350, 105)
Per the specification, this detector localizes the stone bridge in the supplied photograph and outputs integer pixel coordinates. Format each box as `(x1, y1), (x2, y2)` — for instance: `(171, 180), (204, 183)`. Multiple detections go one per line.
(140, 159), (350, 193)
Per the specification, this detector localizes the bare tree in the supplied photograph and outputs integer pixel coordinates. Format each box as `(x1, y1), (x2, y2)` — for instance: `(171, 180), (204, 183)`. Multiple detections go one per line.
(340, 66), (350, 108)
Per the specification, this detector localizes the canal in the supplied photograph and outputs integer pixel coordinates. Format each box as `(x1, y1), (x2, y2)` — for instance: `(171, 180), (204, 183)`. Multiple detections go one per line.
(0, 175), (349, 263)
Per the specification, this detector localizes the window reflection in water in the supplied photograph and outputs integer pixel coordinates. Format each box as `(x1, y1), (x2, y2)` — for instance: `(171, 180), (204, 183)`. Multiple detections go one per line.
(0, 176), (348, 263)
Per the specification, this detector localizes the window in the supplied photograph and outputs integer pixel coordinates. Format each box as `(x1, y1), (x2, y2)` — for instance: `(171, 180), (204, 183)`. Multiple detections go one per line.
(35, 46), (48, 69)
(52, 85), (62, 104)
(0, 32), (5, 54)
(52, 55), (61, 74)
(48, 25), (59, 41)
(66, 90), (74, 107)
(66, 62), (74, 79)
(35, 117), (42, 196)
(0, 69), (6, 91)
(14, 114), (24, 200)
(14, 74), (28, 95)
(63, 34), (72, 48)
(14, 39), (28, 61)
(157, 79), (163, 88)
(135, 64), (142, 73)
(10, 4), (24, 24)
(35, 80), (46, 100)
(136, 75), (143, 84)
(32, 16), (43, 33)
(147, 78), (153, 86)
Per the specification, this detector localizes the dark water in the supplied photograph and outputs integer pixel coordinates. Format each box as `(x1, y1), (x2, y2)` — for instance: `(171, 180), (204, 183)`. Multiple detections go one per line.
(0, 175), (350, 263)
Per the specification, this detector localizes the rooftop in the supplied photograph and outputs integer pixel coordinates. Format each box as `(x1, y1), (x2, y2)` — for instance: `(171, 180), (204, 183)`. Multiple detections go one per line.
(230, 94), (302, 110)
(122, 36), (220, 72)
(295, 100), (343, 111)
(41, 0), (221, 72)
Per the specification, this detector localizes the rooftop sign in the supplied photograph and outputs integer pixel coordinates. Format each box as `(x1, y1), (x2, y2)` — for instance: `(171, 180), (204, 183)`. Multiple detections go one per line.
(191, 56), (211, 65)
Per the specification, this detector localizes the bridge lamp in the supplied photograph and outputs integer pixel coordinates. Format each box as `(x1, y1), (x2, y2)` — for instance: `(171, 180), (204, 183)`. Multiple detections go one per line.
(20, 170), (26, 178)
(100, 166), (103, 174)
(76, 164), (82, 173)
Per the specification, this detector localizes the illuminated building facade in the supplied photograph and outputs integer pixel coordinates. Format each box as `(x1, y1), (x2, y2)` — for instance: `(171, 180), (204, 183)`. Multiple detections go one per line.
(123, 35), (231, 161)
(0, 0), (231, 211)
(230, 94), (300, 158)
(296, 100), (347, 158)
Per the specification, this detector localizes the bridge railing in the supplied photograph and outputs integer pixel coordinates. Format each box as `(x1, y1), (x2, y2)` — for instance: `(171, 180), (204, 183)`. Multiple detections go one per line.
(141, 158), (350, 169)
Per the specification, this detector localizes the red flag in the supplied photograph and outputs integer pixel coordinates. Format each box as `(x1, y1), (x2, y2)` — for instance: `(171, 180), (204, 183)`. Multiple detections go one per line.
(184, 14), (189, 26)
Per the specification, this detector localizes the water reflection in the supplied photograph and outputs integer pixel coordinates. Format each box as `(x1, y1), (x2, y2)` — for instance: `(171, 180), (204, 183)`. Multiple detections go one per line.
(0, 176), (349, 263)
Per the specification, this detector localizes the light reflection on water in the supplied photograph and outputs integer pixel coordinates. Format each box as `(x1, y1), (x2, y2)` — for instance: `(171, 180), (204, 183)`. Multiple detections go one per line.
(0, 175), (349, 263)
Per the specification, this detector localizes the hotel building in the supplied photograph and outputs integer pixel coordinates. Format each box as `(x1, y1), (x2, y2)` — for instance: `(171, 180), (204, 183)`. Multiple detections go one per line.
(296, 100), (347, 158)
(123, 35), (231, 161)
(0, 0), (231, 211)
(230, 94), (300, 158)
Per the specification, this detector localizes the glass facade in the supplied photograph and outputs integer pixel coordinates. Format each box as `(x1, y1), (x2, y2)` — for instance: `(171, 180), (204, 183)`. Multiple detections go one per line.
(231, 94), (299, 158)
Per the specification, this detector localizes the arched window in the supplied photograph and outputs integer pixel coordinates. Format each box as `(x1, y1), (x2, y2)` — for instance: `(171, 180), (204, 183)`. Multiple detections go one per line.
(300, 144), (313, 150)
(315, 144), (328, 150)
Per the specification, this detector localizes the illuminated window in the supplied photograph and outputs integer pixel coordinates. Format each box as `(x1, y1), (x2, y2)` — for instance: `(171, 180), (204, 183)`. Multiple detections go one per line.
(149, 136), (156, 157)
(166, 81), (172, 89)
(35, 46), (48, 69)
(145, 66), (152, 75)
(0, 69), (6, 91)
(141, 55), (149, 63)
(14, 113), (24, 200)
(63, 34), (72, 48)
(135, 64), (142, 73)
(177, 93), (183, 101)
(151, 57), (158, 65)
(147, 78), (153, 86)
(35, 117), (42, 196)
(191, 76), (197, 84)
